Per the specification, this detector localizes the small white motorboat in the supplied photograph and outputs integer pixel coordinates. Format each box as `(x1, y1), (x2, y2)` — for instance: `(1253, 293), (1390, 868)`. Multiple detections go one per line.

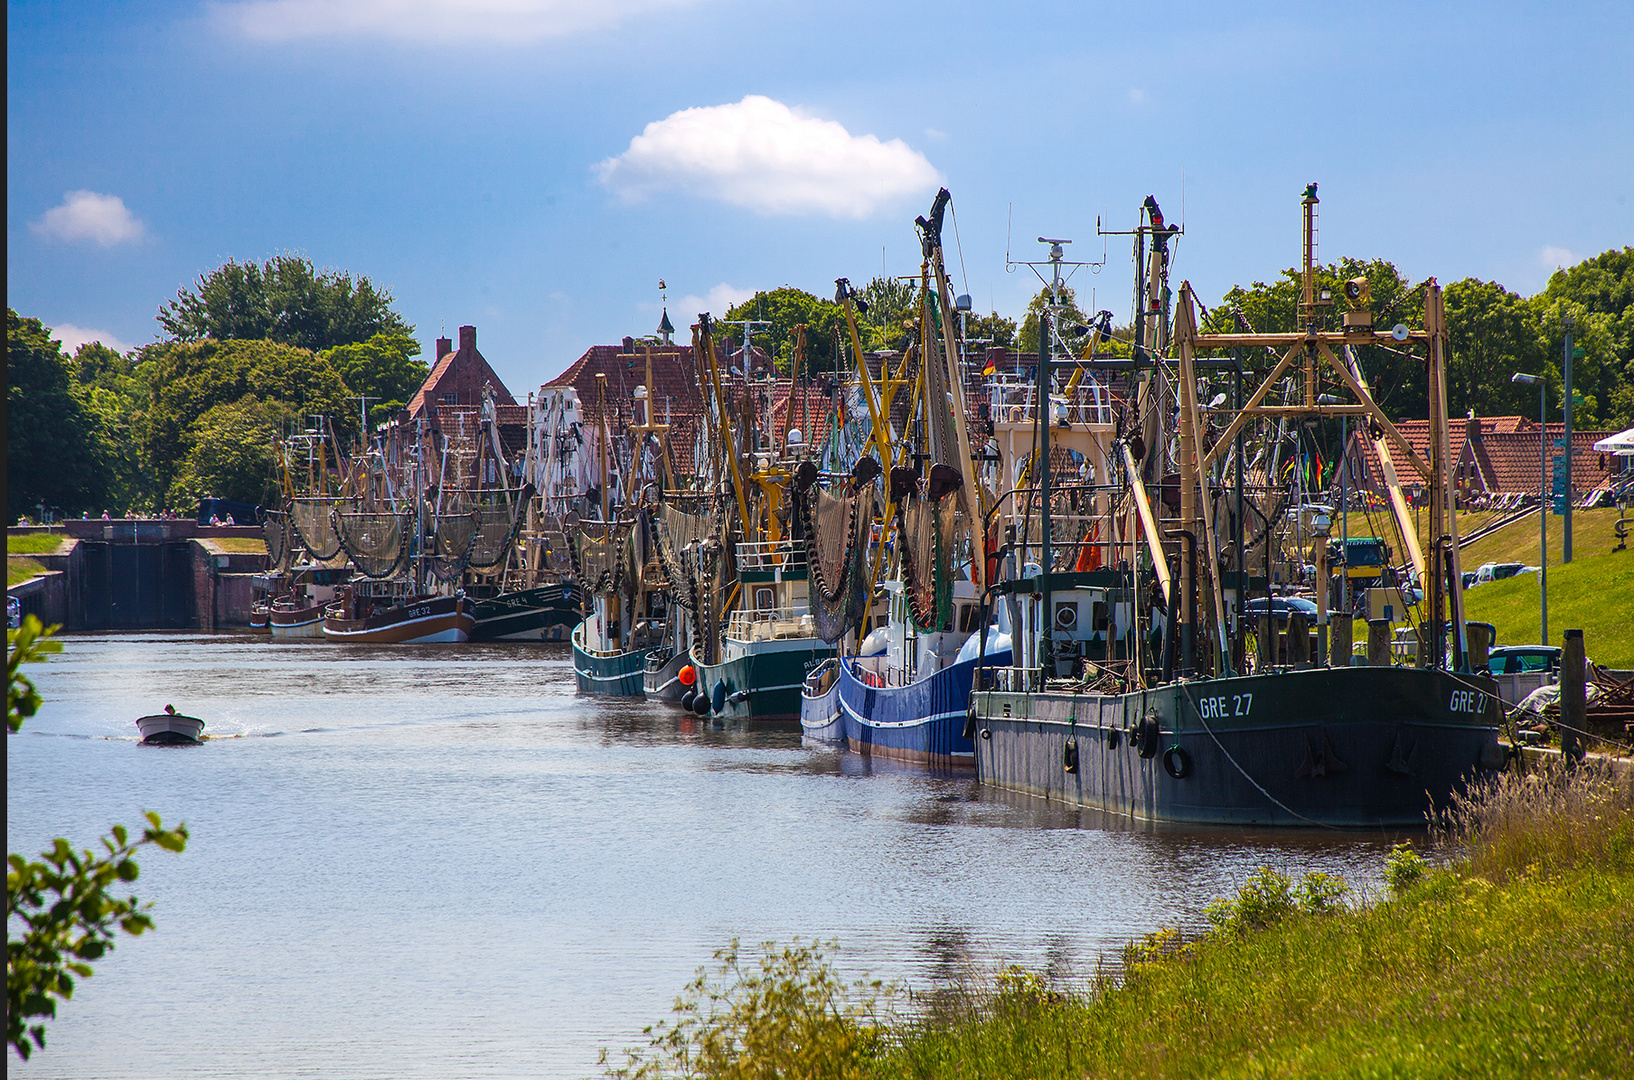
(136, 707), (205, 745)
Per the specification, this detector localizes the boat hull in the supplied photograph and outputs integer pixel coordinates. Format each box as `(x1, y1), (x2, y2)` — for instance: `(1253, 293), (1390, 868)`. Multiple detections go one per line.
(692, 637), (834, 725)
(322, 595), (474, 644)
(799, 668), (844, 745)
(572, 621), (649, 695)
(136, 713), (205, 745)
(643, 649), (692, 702)
(248, 606), (271, 633)
(269, 601), (327, 640)
(840, 649), (1011, 767)
(972, 665), (1506, 828)
(470, 583), (581, 642)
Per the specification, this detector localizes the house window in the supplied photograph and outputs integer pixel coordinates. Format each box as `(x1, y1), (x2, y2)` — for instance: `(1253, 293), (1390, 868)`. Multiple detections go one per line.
(442, 392), (457, 406)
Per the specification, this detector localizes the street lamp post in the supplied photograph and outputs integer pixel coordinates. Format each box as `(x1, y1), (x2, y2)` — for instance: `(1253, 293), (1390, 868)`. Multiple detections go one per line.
(1512, 372), (1547, 645)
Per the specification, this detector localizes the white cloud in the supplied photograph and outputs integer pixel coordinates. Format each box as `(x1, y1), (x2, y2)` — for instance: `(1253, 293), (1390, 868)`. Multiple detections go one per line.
(667, 283), (756, 321)
(31, 191), (145, 247)
(51, 324), (134, 355)
(213, 0), (697, 42)
(1541, 245), (1579, 269)
(597, 96), (943, 219)
(1127, 88), (1147, 105)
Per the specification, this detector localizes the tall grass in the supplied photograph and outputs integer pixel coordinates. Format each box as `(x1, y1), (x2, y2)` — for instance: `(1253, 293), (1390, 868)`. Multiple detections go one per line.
(1436, 758), (1634, 882)
(607, 767), (1634, 1079)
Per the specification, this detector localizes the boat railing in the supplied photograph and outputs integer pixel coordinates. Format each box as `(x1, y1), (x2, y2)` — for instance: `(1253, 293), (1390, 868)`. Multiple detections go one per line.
(726, 605), (816, 642)
(734, 539), (808, 572)
(974, 665), (1044, 693)
(803, 658), (839, 696)
(985, 377), (1116, 428)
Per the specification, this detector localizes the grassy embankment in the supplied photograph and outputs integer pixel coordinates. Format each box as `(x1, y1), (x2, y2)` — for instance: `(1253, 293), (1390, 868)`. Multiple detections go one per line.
(208, 537), (268, 555)
(6, 533), (65, 587)
(606, 765), (1634, 1080)
(1338, 507), (1632, 666)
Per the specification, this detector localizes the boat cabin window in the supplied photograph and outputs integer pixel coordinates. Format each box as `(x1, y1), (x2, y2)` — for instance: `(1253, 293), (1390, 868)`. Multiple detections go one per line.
(957, 602), (980, 633)
(755, 587), (775, 612)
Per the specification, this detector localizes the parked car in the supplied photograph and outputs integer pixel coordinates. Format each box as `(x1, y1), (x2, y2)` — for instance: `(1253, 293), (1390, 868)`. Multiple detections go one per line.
(1475, 561), (1537, 585)
(1242, 596), (1321, 624)
(1461, 570), (1478, 590)
(1486, 645), (1561, 674)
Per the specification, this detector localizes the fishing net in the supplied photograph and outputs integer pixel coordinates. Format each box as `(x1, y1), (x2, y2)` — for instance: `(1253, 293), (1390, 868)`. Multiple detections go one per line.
(694, 537), (729, 664)
(434, 510), (478, 561)
(898, 482), (956, 631)
(466, 503), (521, 571)
(291, 498), (344, 560)
(262, 509), (291, 571)
(575, 522), (628, 594)
(656, 503), (714, 615)
(802, 483), (875, 644)
(335, 511), (409, 579)
(533, 514), (576, 575)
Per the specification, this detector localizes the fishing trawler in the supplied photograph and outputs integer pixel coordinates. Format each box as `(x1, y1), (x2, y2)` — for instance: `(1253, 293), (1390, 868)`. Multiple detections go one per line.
(669, 317), (835, 723)
(967, 190), (1505, 827)
(798, 190), (1012, 763)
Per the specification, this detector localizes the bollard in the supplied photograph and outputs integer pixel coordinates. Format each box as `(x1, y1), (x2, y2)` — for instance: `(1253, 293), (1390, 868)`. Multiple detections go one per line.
(1561, 629), (1587, 766)
(1258, 613), (1274, 669)
(1287, 612), (1309, 666)
(1466, 622), (1491, 672)
(1368, 619), (1391, 666)
(1331, 615), (1353, 668)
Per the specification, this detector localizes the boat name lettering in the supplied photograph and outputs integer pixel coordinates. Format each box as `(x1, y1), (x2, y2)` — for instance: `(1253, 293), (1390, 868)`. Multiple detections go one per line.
(1196, 693), (1251, 719)
(409, 605), (431, 619)
(1449, 689), (1485, 714)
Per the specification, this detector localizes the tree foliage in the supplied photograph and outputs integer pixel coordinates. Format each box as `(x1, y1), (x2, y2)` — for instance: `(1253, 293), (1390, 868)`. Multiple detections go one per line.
(721, 287), (847, 375)
(1016, 284), (1091, 356)
(6, 617), (189, 1061)
(157, 254), (411, 353)
(136, 338), (353, 509)
(320, 332), (428, 426)
(5, 311), (115, 522)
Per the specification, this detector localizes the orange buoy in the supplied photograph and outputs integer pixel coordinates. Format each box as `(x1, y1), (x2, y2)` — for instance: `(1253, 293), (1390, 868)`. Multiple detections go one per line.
(678, 664), (697, 687)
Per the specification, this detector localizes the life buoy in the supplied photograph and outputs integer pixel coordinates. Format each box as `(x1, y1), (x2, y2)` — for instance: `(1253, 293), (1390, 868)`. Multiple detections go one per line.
(1162, 744), (1192, 779)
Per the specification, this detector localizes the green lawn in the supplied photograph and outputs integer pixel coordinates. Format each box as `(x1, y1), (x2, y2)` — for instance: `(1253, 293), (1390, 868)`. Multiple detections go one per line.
(1463, 547), (1634, 667)
(4, 532), (68, 555)
(209, 537), (268, 554)
(7, 557), (48, 587)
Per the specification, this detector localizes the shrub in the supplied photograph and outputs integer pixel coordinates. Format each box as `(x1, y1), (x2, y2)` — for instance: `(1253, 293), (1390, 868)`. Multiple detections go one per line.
(1384, 841), (1426, 896)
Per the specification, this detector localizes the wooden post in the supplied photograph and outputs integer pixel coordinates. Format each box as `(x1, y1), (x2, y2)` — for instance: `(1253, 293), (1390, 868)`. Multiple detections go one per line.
(1367, 619), (1391, 666)
(1561, 629), (1587, 766)
(1331, 615), (1352, 668)
(1466, 622), (1491, 672)
(1258, 613), (1275, 669)
(1288, 612), (1309, 666)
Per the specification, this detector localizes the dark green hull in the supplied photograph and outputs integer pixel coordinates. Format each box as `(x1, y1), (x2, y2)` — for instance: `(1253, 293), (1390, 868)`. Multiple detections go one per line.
(972, 665), (1506, 828)
(691, 640), (834, 724)
(572, 621), (649, 696)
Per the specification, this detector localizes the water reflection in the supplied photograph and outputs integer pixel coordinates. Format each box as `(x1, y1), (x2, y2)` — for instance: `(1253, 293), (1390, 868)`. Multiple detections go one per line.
(7, 634), (1398, 1080)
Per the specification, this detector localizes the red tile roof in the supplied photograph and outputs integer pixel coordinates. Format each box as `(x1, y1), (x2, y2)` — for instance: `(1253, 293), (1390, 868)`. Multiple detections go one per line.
(1348, 415), (1619, 497)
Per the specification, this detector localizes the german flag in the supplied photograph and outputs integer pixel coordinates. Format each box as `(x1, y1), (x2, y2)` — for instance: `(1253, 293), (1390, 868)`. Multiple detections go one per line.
(981, 355), (996, 377)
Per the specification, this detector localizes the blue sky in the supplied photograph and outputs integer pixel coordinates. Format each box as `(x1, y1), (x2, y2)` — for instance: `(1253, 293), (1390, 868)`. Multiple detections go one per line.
(8, 0), (1631, 396)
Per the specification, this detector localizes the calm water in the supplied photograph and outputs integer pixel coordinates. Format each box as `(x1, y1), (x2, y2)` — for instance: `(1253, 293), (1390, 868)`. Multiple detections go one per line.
(8, 634), (1410, 1079)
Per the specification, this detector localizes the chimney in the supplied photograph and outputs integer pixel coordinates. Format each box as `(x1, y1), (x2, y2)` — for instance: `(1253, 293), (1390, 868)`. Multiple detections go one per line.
(1466, 414), (1482, 443)
(459, 325), (477, 353)
(622, 336), (634, 352)
(436, 335), (452, 360)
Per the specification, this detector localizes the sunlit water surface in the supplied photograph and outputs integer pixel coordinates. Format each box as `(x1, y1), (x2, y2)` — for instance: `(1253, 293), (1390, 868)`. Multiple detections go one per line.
(8, 634), (1412, 1079)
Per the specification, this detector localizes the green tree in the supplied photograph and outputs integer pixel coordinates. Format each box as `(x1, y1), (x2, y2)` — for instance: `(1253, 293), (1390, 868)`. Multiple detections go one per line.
(319, 331), (428, 427)
(854, 275), (919, 352)
(168, 395), (294, 508)
(157, 254), (412, 353)
(1016, 284), (1090, 356)
(721, 287), (846, 375)
(964, 310), (1017, 350)
(72, 343), (155, 515)
(136, 338), (353, 510)
(6, 616), (189, 1061)
(1208, 259), (1427, 421)
(5, 311), (112, 522)
(1534, 248), (1634, 430)
(1443, 278), (1545, 418)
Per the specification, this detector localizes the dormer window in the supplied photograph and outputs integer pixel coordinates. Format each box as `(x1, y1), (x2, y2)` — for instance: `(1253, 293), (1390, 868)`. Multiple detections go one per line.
(442, 392), (457, 406)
